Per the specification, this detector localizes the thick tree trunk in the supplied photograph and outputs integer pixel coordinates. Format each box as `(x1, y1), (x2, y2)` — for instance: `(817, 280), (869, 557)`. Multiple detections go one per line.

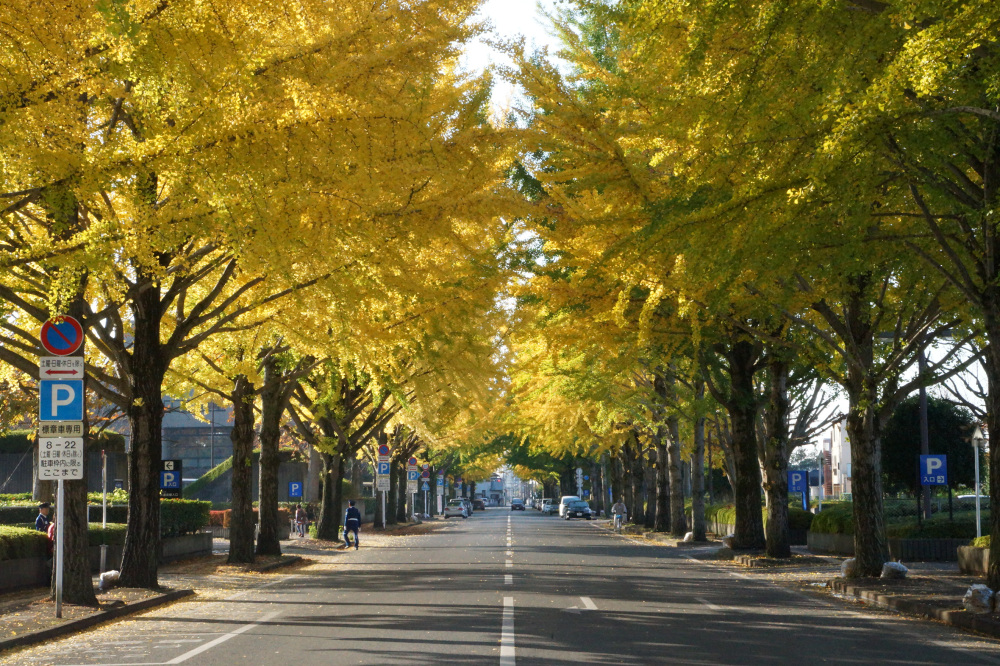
(256, 357), (283, 557)
(726, 339), (766, 550)
(119, 285), (167, 588)
(762, 356), (791, 559)
(593, 458), (605, 518)
(228, 376), (256, 565)
(846, 389), (888, 576)
(316, 451), (342, 540)
(667, 417), (686, 538)
(611, 449), (625, 512)
(643, 464), (656, 528)
(691, 392), (708, 542)
(351, 455), (362, 496)
(306, 446), (321, 503)
(387, 459), (400, 526)
(986, 322), (1000, 588)
(653, 441), (669, 531)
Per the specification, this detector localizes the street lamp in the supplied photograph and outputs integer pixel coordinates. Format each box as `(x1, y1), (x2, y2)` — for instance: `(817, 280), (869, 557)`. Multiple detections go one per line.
(973, 426), (986, 539)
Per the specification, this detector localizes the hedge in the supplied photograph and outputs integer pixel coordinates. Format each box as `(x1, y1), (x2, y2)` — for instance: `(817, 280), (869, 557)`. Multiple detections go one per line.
(0, 526), (48, 560)
(208, 507), (292, 528)
(160, 499), (211, 537)
(810, 502), (983, 539)
(702, 504), (813, 531)
(88, 523), (128, 546)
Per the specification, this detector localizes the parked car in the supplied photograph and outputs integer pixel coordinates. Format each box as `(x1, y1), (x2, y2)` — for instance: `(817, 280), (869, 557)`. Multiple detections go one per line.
(563, 500), (592, 520)
(542, 500), (558, 515)
(444, 499), (468, 519)
(511, 498), (525, 511)
(537, 498), (552, 511)
(473, 499), (486, 511)
(558, 495), (581, 517)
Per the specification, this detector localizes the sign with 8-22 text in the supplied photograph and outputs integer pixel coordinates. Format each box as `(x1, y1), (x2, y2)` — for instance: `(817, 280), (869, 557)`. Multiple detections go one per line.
(38, 438), (84, 480)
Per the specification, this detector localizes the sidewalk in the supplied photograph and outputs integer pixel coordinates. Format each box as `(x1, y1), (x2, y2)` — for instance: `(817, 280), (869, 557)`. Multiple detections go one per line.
(595, 518), (1000, 640)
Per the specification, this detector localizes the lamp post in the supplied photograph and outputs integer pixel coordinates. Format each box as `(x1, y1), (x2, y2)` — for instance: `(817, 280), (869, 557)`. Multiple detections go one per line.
(974, 426), (986, 539)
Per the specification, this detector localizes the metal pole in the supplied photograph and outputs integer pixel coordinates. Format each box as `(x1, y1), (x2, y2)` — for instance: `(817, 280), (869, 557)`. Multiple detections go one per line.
(55, 479), (65, 618)
(381, 490), (386, 530)
(918, 349), (932, 519)
(209, 404), (216, 469)
(101, 449), (108, 573)
(975, 439), (982, 538)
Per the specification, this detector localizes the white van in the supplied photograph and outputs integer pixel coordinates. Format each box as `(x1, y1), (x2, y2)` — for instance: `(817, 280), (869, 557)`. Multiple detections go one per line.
(558, 495), (580, 517)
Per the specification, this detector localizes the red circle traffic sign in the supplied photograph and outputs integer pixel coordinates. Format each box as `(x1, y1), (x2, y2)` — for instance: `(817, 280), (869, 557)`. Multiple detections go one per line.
(378, 444), (390, 457)
(408, 457), (418, 467)
(40, 316), (84, 356)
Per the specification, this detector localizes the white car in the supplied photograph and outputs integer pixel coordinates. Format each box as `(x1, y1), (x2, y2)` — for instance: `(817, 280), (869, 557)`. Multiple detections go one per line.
(444, 499), (468, 519)
(558, 495), (581, 517)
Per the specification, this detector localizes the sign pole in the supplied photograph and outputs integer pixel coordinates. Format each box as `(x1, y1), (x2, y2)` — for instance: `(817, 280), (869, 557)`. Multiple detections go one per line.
(101, 449), (108, 573)
(975, 441), (982, 538)
(381, 490), (386, 530)
(55, 479), (65, 618)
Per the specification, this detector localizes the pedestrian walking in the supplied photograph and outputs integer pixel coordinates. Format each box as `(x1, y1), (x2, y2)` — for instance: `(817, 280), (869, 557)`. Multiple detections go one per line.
(344, 500), (361, 550)
(294, 504), (307, 537)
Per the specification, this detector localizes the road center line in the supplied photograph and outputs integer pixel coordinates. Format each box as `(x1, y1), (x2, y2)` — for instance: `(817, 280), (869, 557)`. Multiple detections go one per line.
(165, 610), (282, 664)
(580, 596), (598, 611)
(505, 574), (513, 585)
(696, 597), (721, 611)
(506, 559), (513, 568)
(501, 596), (516, 666)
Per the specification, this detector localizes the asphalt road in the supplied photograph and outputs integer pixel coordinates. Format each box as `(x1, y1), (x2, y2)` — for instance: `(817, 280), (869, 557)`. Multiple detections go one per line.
(7, 509), (1000, 665)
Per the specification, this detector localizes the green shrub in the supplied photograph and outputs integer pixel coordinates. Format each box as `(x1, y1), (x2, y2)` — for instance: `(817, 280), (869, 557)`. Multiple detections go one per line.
(182, 457), (233, 498)
(88, 523), (128, 546)
(88, 505), (129, 524)
(0, 505), (40, 525)
(886, 517), (978, 539)
(86, 489), (128, 504)
(0, 525), (48, 560)
(973, 535), (990, 548)
(787, 507), (814, 531)
(0, 493), (33, 503)
(160, 499), (211, 537)
(810, 505), (855, 535)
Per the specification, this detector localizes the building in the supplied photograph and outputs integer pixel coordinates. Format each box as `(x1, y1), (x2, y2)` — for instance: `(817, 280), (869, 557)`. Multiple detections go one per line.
(825, 420), (852, 498)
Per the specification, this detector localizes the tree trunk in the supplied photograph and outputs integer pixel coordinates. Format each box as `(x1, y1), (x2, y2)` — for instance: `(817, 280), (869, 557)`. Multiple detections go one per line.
(762, 355), (791, 559)
(351, 455), (363, 496)
(317, 451), (342, 540)
(256, 357), (283, 557)
(654, 439), (670, 532)
(228, 376), (256, 565)
(592, 459), (604, 518)
(118, 283), (167, 588)
(387, 459), (400, 526)
(306, 445), (321, 503)
(667, 417), (686, 538)
(691, 387), (708, 542)
(985, 310), (1000, 588)
(643, 463), (656, 528)
(726, 339), (766, 550)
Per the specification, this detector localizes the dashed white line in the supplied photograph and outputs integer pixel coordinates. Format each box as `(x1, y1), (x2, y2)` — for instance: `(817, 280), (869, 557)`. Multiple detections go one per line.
(501, 596), (516, 666)
(580, 596), (598, 611)
(506, 559), (513, 568)
(505, 574), (513, 585)
(696, 597), (721, 611)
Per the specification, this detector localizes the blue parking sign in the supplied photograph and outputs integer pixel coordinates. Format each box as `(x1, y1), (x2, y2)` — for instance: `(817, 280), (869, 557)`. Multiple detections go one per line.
(920, 455), (948, 486)
(160, 471), (180, 489)
(788, 470), (807, 493)
(39, 380), (84, 421)
(377, 461), (391, 475)
(289, 482), (303, 498)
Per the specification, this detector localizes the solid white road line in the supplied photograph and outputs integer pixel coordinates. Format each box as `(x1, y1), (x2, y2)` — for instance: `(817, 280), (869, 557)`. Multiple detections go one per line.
(580, 596), (598, 611)
(501, 596), (516, 666)
(506, 559), (513, 568)
(164, 610), (282, 664)
(505, 574), (513, 585)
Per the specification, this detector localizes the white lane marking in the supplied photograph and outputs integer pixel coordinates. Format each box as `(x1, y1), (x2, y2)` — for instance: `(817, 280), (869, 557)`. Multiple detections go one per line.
(501, 596), (516, 666)
(580, 596), (597, 611)
(157, 640), (204, 644)
(164, 610), (282, 664)
(696, 597), (721, 611)
(506, 559), (513, 568)
(505, 574), (513, 585)
(506, 550), (514, 557)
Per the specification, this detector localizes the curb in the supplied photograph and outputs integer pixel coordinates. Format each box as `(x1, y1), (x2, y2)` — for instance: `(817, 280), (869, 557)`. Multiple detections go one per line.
(0, 589), (194, 654)
(829, 579), (1000, 638)
(255, 556), (302, 572)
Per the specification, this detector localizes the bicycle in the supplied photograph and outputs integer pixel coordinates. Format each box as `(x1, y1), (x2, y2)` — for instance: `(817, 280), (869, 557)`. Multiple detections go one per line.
(613, 513), (625, 533)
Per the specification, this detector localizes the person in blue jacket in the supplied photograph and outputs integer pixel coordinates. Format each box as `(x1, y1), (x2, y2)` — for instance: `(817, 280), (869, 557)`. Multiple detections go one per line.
(344, 500), (361, 550)
(35, 502), (51, 532)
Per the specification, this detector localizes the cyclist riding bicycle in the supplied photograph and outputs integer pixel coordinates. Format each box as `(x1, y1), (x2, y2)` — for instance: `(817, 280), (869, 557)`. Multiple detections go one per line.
(611, 499), (627, 533)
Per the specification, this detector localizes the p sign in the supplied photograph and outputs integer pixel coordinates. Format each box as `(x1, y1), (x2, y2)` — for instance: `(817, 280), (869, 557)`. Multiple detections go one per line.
(920, 455), (948, 486)
(289, 482), (303, 498)
(788, 470), (807, 494)
(39, 380), (84, 421)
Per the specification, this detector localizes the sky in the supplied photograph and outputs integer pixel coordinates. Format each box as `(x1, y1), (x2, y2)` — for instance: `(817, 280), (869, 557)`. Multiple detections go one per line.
(461, 0), (563, 111)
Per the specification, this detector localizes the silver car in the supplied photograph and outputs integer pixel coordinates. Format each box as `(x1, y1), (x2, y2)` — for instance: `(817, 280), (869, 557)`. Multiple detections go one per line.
(444, 499), (468, 519)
